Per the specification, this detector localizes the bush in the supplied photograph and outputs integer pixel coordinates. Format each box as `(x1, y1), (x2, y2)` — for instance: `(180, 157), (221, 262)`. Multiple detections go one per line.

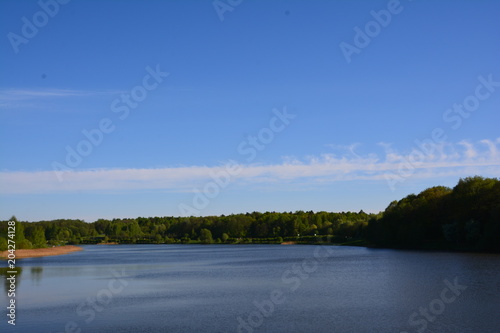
(18, 239), (33, 249)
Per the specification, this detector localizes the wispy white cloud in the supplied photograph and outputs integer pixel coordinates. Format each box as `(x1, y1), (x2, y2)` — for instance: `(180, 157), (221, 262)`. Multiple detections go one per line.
(325, 142), (362, 158)
(0, 88), (124, 109)
(0, 88), (122, 100)
(1, 139), (499, 195)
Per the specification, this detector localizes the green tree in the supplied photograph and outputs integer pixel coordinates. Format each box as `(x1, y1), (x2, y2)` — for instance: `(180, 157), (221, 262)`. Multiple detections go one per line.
(29, 226), (47, 248)
(367, 176), (500, 251)
(13, 219), (24, 243)
(154, 234), (163, 244)
(199, 228), (213, 244)
(127, 220), (143, 239)
(12, 219), (33, 249)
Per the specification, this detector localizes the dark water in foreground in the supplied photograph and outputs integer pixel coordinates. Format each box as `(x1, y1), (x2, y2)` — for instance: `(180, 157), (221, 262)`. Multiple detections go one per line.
(1, 245), (499, 333)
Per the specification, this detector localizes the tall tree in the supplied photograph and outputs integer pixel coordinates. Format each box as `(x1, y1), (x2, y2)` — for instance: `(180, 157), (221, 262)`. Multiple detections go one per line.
(29, 226), (47, 248)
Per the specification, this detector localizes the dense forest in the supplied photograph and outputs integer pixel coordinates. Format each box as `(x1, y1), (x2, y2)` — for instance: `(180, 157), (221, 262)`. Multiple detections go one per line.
(1, 176), (499, 252)
(366, 176), (500, 252)
(0, 210), (372, 249)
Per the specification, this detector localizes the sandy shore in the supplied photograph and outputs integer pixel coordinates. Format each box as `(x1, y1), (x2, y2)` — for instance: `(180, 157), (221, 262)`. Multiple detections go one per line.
(1, 245), (83, 259)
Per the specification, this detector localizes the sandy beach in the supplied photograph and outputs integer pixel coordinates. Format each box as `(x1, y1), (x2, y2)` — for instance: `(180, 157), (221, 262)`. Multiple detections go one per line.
(1, 245), (83, 259)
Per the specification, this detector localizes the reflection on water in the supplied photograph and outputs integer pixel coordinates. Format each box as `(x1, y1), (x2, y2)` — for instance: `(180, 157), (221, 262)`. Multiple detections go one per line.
(1, 245), (499, 333)
(30, 267), (43, 285)
(0, 266), (44, 294)
(0, 267), (22, 295)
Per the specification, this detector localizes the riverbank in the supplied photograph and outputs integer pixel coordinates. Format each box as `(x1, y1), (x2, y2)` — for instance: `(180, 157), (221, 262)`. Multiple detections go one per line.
(1, 245), (83, 259)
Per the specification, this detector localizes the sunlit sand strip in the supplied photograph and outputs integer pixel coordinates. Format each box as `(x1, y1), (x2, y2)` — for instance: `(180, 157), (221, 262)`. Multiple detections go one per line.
(1, 245), (83, 259)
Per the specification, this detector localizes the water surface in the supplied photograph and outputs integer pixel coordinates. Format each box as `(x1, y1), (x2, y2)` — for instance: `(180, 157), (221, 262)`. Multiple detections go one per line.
(1, 245), (499, 332)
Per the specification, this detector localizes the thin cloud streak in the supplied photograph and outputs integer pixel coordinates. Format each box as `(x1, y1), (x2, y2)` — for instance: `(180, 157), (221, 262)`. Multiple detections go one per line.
(0, 88), (129, 110)
(1, 139), (499, 194)
(0, 88), (124, 99)
(0, 88), (124, 108)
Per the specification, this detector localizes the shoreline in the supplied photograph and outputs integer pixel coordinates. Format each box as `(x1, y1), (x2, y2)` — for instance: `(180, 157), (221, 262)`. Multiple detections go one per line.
(1, 245), (83, 259)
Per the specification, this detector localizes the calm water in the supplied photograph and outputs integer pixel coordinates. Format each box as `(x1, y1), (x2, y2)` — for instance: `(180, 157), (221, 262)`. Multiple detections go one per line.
(1, 245), (499, 333)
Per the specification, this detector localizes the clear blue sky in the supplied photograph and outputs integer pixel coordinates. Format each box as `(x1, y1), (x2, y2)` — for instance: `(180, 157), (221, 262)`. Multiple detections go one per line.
(1, 0), (499, 222)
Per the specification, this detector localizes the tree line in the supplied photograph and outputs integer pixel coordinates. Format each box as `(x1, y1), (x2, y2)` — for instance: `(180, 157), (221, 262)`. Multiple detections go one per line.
(1, 176), (498, 252)
(366, 176), (500, 252)
(0, 210), (372, 250)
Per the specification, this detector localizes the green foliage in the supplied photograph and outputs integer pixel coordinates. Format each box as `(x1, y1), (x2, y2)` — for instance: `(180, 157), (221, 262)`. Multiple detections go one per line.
(367, 176), (500, 251)
(0, 211), (379, 247)
(14, 220), (25, 243)
(27, 226), (47, 248)
(154, 234), (163, 244)
(0, 237), (7, 251)
(199, 228), (213, 244)
(18, 239), (33, 249)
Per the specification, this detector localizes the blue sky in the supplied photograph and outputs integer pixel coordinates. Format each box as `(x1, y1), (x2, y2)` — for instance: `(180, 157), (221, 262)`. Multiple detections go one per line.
(1, 0), (499, 222)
